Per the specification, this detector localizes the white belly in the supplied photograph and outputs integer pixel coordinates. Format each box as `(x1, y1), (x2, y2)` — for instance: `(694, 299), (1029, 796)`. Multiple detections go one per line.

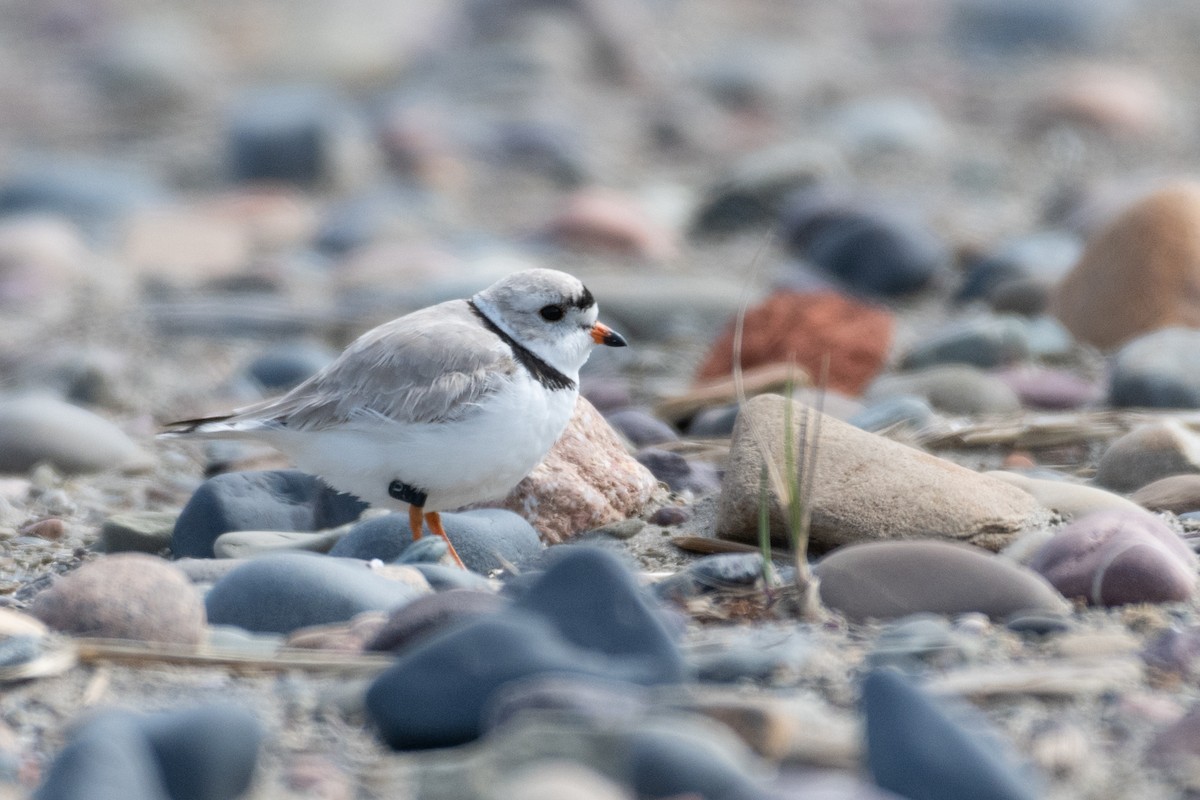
(267, 376), (577, 511)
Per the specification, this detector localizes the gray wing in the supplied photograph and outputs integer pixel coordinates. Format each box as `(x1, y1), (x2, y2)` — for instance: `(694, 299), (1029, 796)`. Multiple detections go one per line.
(231, 300), (518, 431)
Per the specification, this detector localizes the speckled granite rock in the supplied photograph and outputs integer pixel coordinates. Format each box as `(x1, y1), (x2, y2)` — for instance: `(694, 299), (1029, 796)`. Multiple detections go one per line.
(495, 397), (661, 544)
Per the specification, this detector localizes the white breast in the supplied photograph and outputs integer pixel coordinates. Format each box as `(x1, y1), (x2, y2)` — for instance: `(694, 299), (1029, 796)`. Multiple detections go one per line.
(265, 373), (578, 511)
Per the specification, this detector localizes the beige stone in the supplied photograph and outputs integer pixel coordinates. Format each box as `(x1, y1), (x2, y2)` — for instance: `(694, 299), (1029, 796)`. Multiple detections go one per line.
(1094, 420), (1200, 492)
(496, 396), (661, 544)
(716, 394), (1041, 551)
(31, 553), (206, 644)
(1053, 181), (1200, 350)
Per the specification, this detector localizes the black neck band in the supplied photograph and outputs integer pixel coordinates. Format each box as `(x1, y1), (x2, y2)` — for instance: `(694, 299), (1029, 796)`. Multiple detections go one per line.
(468, 300), (575, 391)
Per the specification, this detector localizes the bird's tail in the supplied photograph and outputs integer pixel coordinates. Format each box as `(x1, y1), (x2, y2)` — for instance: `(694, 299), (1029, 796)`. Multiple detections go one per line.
(158, 413), (260, 440)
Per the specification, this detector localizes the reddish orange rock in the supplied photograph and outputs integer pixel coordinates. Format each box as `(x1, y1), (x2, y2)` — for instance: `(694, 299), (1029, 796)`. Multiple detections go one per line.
(694, 291), (893, 396)
(1053, 182), (1200, 350)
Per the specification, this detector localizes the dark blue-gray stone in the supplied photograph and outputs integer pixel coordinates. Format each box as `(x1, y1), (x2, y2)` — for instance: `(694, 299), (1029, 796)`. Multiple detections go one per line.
(635, 448), (722, 495)
(396, 536), (450, 564)
(328, 509), (544, 573)
(863, 668), (1040, 800)
(140, 706), (263, 800)
(0, 159), (161, 240)
(204, 552), (420, 634)
(949, 0), (1122, 55)
(34, 712), (168, 800)
(900, 316), (1030, 370)
(513, 547), (685, 684)
(1109, 327), (1200, 409)
(228, 85), (345, 186)
(172, 470), (367, 558)
(605, 407), (679, 447)
(365, 611), (627, 750)
(781, 192), (948, 298)
(482, 674), (649, 732)
(244, 343), (334, 392)
(626, 726), (773, 800)
(686, 404), (740, 438)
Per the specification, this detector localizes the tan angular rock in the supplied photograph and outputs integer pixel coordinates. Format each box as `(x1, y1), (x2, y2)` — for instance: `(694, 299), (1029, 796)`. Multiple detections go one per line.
(716, 394), (1041, 552)
(1052, 182), (1200, 350)
(31, 553), (205, 644)
(496, 396), (661, 543)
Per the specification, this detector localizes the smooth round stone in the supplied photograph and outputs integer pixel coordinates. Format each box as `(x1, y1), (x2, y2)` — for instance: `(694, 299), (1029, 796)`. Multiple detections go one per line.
(781, 192), (949, 297)
(172, 470), (367, 558)
(31, 554), (205, 644)
(993, 366), (1101, 410)
(1130, 474), (1200, 514)
(625, 720), (772, 800)
(950, 0), (1121, 54)
(513, 547), (685, 684)
(204, 552), (422, 634)
(35, 706), (262, 800)
(488, 120), (590, 187)
(316, 186), (435, 256)
(1054, 183), (1200, 351)
(366, 611), (636, 750)
(244, 342), (334, 392)
(228, 85), (351, 186)
(686, 404), (740, 438)
(140, 706), (264, 800)
(87, 15), (214, 118)
(1004, 610), (1074, 637)
(366, 590), (508, 654)
(849, 395), (935, 433)
(605, 408), (679, 447)
(689, 140), (847, 237)
(650, 506), (690, 526)
(988, 279), (1051, 317)
(868, 614), (965, 668)
(1109, 327), (1200, 408)
(0, 158), (161, 238)
(901, 316), (1030, 371)
(863, 669), (1040, 800)
(329, 509), (544, 573)
(483, 674), (650, 732)
(0, 394), (151, 475)
(957, 231), (1082, 305)
(581, 378), (633, 414)
(33, 712), (169, 800)
(1094, 420), (1200, 492)
(634, 448), (722, 495)
(988, 471), (1144, 519)
(100, 511), (178, 554)
(866, 366), (1022, 415)
(829, 95), (948, 157)
(816, 540), (1068, 622)
(1027, 510), (1198, 607)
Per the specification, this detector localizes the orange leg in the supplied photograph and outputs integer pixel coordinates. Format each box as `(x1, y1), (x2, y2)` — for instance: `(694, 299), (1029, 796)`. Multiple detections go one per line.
(407, 507), (466, 569)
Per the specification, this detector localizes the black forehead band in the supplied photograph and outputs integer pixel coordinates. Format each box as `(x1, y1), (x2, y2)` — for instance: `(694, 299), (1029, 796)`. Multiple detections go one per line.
(571, 286), (595, 309)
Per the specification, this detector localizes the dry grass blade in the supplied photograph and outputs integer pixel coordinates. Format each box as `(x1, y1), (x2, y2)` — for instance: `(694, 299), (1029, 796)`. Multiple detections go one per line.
(928, 657), (1144, 698)
(655, 362), (811, 424)
(73, 638), (396, 674)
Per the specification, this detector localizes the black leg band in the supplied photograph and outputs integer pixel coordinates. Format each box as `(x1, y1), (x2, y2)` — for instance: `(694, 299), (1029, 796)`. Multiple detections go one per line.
(388, 480), (428, 507)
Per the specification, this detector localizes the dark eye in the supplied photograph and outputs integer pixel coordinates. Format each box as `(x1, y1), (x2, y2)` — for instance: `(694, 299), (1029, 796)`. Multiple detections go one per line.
(539, 304), (565, 321)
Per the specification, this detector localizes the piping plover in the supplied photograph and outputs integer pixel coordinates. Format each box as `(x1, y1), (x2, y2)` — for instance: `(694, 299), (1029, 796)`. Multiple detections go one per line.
(162, 268), (626, 568)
